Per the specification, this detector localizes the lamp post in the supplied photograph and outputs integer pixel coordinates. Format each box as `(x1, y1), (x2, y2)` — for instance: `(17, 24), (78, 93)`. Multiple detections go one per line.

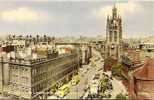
(1, 56), (4, 95)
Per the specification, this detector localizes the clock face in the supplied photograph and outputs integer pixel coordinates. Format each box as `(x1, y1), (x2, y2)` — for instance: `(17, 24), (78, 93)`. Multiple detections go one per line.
(111, 44), (115, 49)
(113, 20), (117, 26)
(114, 20), (116, 23)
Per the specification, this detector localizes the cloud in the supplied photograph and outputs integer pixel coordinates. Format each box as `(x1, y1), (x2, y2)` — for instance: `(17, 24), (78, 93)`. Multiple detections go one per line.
(0, 7), (49, 22)
(93, 1), (142, 18)
(0, 0), (49, 1)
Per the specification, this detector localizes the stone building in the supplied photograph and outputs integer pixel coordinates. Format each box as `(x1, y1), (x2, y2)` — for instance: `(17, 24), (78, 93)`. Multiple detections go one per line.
(81, 45), (91, 65)
(140, 43), (154, 62)
(1, 51), (79, 99)
(105, 5), (123, 61)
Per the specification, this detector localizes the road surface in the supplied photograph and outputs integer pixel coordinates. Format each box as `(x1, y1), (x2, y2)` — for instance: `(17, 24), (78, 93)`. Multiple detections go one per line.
(65, 48), (104, 99)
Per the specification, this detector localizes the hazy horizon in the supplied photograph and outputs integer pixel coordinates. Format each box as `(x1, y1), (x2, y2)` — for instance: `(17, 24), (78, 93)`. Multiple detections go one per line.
(0, 1), (153, 38)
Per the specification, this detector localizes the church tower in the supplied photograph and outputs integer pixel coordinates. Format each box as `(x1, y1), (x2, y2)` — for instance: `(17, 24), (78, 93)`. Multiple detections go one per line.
(105, 5), (123, 60)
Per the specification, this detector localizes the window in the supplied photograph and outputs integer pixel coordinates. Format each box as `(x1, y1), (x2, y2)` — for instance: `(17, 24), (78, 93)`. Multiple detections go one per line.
(109, 32), (112, 42)
(114, 31), (117, 42)
(32, 69), (34, 76)
(34, 69), (36, 75)
(32, 88), (35, 94)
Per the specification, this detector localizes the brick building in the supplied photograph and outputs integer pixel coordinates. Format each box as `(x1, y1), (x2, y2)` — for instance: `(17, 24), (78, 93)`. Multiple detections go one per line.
(122, 48), (141, 69)
(104, 57), (118, 71)
(126, 49), (140, 64)
(129, 58), (154, 99)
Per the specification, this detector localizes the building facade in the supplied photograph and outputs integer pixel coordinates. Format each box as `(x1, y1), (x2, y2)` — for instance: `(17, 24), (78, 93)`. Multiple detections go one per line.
(105, 5), (123, 60)
(1, 51), (79, 99)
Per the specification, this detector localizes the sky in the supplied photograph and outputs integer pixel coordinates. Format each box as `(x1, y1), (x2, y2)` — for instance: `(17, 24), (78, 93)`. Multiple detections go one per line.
(0, 0), (153, 38)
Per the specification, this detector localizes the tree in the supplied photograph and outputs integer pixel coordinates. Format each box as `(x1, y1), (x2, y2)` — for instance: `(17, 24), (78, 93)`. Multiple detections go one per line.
(112, 64), (123, 77)
(100, 76), (109, 92)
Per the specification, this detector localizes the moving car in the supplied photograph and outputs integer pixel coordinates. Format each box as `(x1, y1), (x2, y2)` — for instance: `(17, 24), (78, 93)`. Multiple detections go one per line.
(55, 85), (70, 98)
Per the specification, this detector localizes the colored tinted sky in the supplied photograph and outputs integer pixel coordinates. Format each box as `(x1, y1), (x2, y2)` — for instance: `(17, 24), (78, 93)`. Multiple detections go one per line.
(0, 0), (153, 38)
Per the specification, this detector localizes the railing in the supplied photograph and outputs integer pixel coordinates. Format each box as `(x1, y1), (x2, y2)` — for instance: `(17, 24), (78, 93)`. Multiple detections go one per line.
(9, 58), (47, 65)
(8, 52), (76, 66)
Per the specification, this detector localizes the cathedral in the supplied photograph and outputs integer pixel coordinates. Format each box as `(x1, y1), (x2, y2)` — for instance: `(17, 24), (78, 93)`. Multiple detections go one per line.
(105, 5), (123, 60)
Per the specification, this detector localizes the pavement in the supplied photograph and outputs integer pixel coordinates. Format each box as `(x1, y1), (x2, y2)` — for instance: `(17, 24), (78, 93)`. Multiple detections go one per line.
(110, 77), (127, 99)
(103, 71), (127, 99)
(0, 94), (11, 99)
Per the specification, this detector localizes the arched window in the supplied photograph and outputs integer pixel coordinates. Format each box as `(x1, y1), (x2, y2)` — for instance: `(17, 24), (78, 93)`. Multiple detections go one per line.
(114, 31), (117, 42)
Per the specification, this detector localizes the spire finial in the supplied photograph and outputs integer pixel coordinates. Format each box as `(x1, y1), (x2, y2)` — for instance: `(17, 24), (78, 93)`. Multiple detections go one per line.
(114, 3), (116, 8)
(113, 3), (117, 9)
(112, 3), (117, 18)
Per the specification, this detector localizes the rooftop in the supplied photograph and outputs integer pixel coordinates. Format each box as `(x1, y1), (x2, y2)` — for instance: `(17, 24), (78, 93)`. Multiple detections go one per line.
(134, 57), (154, 80)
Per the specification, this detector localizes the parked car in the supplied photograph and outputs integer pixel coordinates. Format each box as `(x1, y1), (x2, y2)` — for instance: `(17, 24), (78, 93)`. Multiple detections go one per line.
(110, 76), (113, 80)
(90, 81), (99, 95)
(97, 68), (103, 71)
(89, 74), (101, 96)
(93, 74), (100, 80)
(83, 67), (89, 74)
(108, 84), (113, 90)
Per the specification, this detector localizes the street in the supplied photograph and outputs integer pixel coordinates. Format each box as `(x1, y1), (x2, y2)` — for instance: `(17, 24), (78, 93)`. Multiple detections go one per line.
(47, 48), (104, 99)
(65, 49), (104, 99)
(48, 49), (127, 99)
